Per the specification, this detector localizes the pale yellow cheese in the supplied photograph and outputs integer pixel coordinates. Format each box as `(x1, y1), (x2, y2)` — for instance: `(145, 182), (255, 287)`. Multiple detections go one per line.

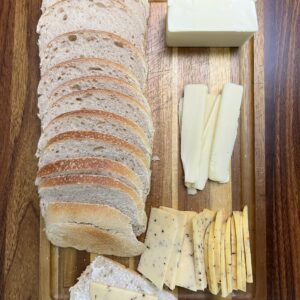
(225, 217), (233, 293)
(214, 210), (224, 284)
(208, 221), (219, 295)
(231, 217), (237, 290)
(90, 282), (157, 300)
(192, 209), (215, 290)
(220, 223), (228, 297)
(175, 211), (198, 291)
(233, 211), (243, 291)
(240, 212), (247, 292)
(242, 206), (253, 283)
(160, 206), (187, 290)
(204, 225), (211, 289)
(137, 208), (178, 289)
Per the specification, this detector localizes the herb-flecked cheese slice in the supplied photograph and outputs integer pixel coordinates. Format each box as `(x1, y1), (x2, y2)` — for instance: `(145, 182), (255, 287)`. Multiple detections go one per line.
(233, 211), (243, 291)
(192, 209), (215, 290)
(204, 225), (211, 288)
(242, 206), (253, 283)
(208, 221), (219, 295)
(138, 208), (178, 289)
(240, 212), (247, 292)
(225, 217), (233, 293)
(220, 223), (228, 297)
(214, 210), (224, 284)
(231, 216), (237, 290)
(90, 282), (158, 300)
(175, 211), (198, 291)
(160, 206), (187, 290)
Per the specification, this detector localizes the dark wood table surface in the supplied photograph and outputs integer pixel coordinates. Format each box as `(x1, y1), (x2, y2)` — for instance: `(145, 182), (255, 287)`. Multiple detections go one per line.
(0, 0), (299, 299)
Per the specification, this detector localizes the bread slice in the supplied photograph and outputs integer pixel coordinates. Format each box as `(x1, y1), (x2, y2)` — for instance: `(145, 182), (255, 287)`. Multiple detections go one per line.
(39, 131), (151, 193)
(37, 110), (151, 157)
(41, 0), (150, 22)
(44, 202), (145, 256)
(41, 89), (154, 142)
(38, 76), (151, 118)
(36, 157), (145, 198)
(39, 30), (148, 87)
(69, 255), (176, 300)
(39, 175), (146, 235)
(37, 0), (146, 53)
(38, 58), (140, 104)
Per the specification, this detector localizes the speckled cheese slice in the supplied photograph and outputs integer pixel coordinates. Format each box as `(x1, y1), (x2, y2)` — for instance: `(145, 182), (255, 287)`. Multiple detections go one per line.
(138, 208), (178, 289)
(220, 223), (228, 297)
(204, 225), (211, 288)
(225, 217), (233, 293)
(240, 212), (247, 292)
(233, 211), (243, 291)
(175, 211), (198, 291)
(90, 282), (158, 300)
(242, 206), (253, 283)
(192, 209), (215, 290)
(231, 217), (237, 290)
(208, 221), (219, 295)
(214, 210), (224, 284)
(160, 206), (187, 290)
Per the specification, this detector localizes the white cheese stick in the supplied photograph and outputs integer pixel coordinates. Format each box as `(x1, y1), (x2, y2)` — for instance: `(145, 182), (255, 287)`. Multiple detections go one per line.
(181, 84), (208, 187)
(138, 208), (178, 289)
(160, 206), (187, 290)
(192, 209), (215, 290)
(209, 83), (243, 183)
(175, 211), (198, 291)
(90, 282), (157, 300)
(195, 95), (221, 190)
(225, 217), (233, 293)
(242, 206), (253, 283)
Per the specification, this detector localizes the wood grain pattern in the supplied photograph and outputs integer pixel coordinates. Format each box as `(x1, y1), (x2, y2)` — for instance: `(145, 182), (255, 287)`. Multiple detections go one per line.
(265, 0), (300, 299)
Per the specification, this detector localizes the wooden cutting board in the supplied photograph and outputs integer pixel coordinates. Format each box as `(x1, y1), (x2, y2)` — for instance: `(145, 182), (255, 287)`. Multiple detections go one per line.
(39, 1), (266, 299)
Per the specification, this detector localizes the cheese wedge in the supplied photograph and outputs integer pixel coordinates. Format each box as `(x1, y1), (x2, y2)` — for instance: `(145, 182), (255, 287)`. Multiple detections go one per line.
(242, 206), (253, 283)
(231, 217), (237, 290)
(195, 95), (221, 190)
(209, 83), (243, 183)
(233, 211), (243, 291)
(220, 223), (228, 297)
(90, 282), (157, 300)
(208, 221), (219, 295)
(214, 210), (224, 284)
(192, 209), (215, 290)
(160, 206), (187, 290)
(225, 217), (233, 293)
(138, 208), (178, 289)
(175, 211), (198, 291)
(204, 225), (211, 289)
(181, 84), (208, 187)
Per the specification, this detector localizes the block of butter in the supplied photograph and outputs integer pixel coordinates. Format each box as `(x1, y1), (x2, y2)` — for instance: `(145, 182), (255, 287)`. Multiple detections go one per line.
(166, 0), (258, 47)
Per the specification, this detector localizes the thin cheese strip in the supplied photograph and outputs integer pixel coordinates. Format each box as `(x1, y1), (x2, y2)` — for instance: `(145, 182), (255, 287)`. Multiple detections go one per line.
(225, 217), (233, 293)
(240, 212), (247, 291)
(175, 211), (198, 291)
(220, 223), (228, 297)
(214, 210), (223, 284)
(192, 209), (215, 290)
(204, 225), (211, 289)
(208, 222), (219, 295)
(242, 206), (253, 283)
(90, 282), (157, 300)
(138, 208), (178, 289)
(181, 84), (208, 186)
(233, 211), (243, 291)
(160, 206), (187, 290)
(231, 217), (237, 290)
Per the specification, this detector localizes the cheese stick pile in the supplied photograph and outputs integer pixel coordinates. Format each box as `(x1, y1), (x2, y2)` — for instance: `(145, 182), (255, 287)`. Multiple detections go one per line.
(138, 206), (253, 297)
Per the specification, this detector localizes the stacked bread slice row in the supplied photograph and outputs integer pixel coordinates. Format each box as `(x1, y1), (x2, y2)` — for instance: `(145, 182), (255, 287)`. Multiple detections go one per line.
(36, 0), (152, 257)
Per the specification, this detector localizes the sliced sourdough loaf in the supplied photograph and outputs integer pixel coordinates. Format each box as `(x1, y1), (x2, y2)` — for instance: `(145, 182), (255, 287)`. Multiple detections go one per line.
(39, 175), (146, 235)
(37, 0), (146, 52)
(36, 157), (145, 199)
(38, 58), (140, 102)
(37, 110), (151, 157)
(38, 76), (151, 117)
(44, 202), (145, 256)
(39, 30), (148, 88)
(39, 131), (151, 193)
(41, 89), (154, 142)
(69, 255), (177, 300)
